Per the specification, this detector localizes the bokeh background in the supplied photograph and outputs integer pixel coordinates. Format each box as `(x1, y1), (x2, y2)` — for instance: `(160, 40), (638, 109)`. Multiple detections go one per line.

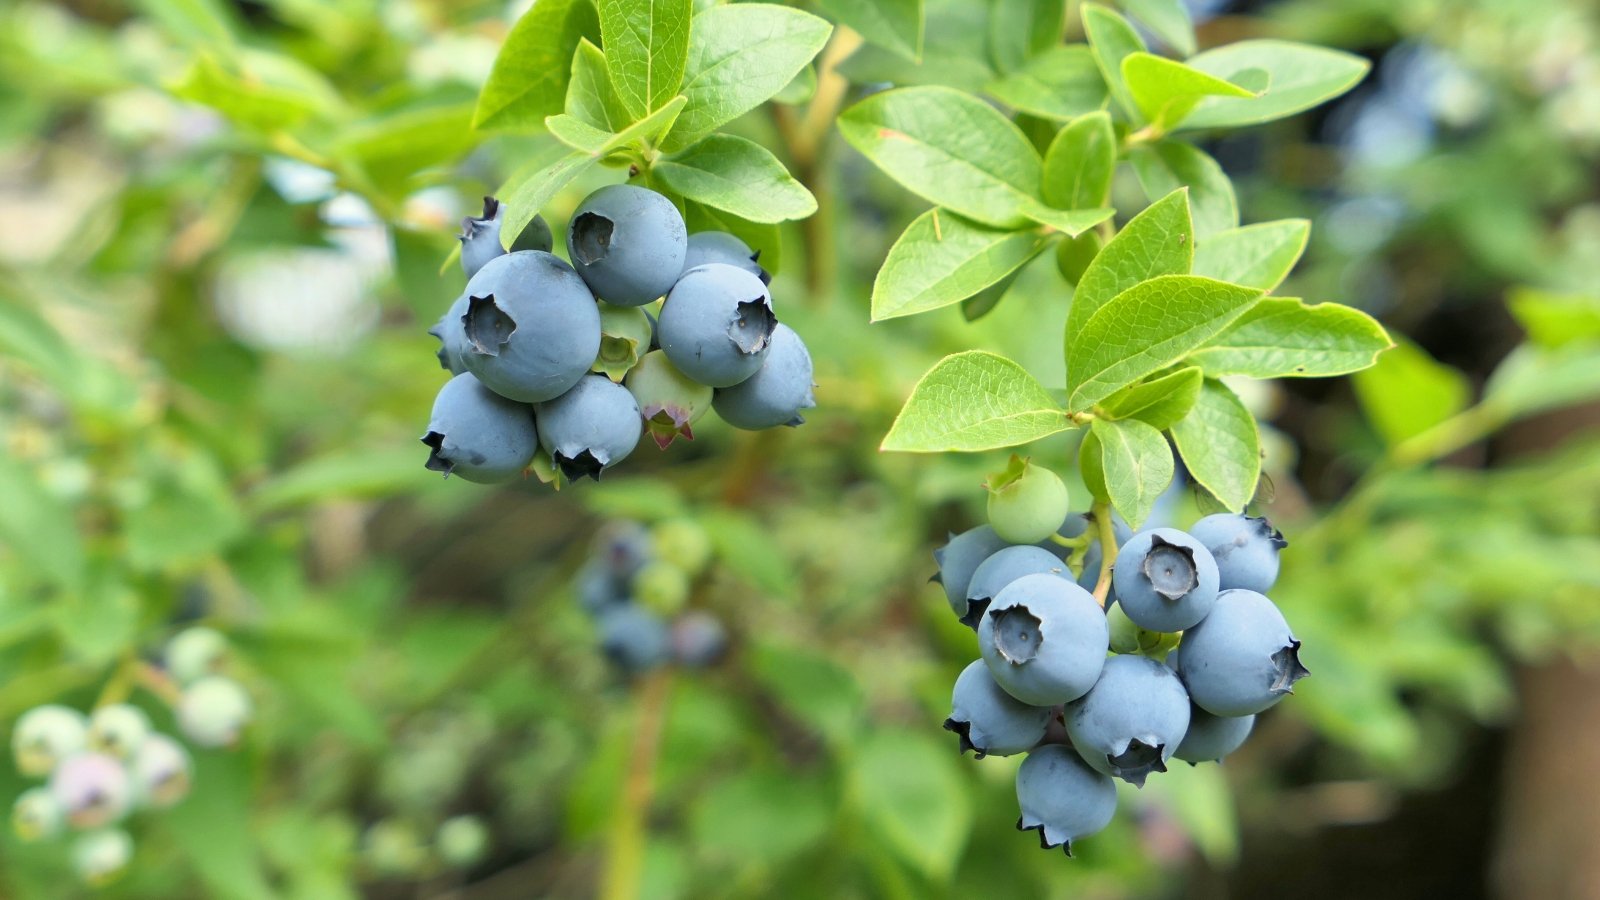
(2, 0), (1598, 897)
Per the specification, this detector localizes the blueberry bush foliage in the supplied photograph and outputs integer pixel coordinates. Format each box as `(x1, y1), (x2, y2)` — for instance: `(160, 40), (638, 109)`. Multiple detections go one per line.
(1, 0), (1599, 897)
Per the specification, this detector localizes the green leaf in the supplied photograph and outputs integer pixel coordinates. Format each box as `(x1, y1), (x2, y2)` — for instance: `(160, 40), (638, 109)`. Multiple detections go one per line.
(1042, 111), (1116, 210)
(333, 103), (477, 184)
(599, 0), (693, 118)
(1129, 140), (1238, 238)
(1352, 337), (1469, 447)
(1121, 0), (1195, 57)
(171, 55), (336, 131)
(871, 209), (1048, 320)
(748, 641), (862, 745)
(1018, 199), (1114, 236)
(838, 86), (1043, 228)
(701, 510), (798, 599)
(1191, 219), (1310, 291)
(1169, 379), (1260, 512)
(654, 134), (817, 223)
(496, 152), (600, 248)
(815, 0), (923, 61)
(1507, 288), (1600, 349)
(1179, 40), (1370, 131)
(836, 0), (994, 93)
(1484, 341), (1600, 420)
(850, 730), (971, 880)
(1066, 188), (1193, 345)
(961, 262), (1028, 321)
(1098, 365), (1203, 429)
(162, 752), (277, 900)
(1066, 275), (1263, 411)
(250, 447), (427, 513)
(882, 351), (1073, 452)
(1091, 418), (1174, 527)
(986, 45), (1110, 121)
(122, 452), (245, 571)
(1122, 52), (1257, 131)
(690, 768), (831, 868)
(566, 39), (631, 131)
(663, 3), (832, 151)
(1081, 3), (1147, 121)
(131, 0), (238, 54)
(546, 113), (614, 153)
(0, 456), (83, 591)
(473, 0), (600, 131)
(1078, 430), (1109, 502)
(773, 64), (818, 105)
(555, 95), (686, 157)
(988, 0), (1066, 74)
(1187, 298), (1392, 378)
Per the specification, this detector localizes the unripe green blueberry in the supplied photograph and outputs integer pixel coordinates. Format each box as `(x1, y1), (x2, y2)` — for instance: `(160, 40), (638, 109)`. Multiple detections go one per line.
(651, 519), (712, 576)
(985, 456), (1071, 544)
(165, 626), (229, 685)
(593, 302), (655, 382)
(132, 733), (192, 809)
(12, 787), (63, 842)
(624, 350), (713, 448)
(12, 704), (88, 777)
(436, 815), (490, 868)
(1055, 231), (1101, 286)
(364, 819), (428, 877)
(87, 705), (151, 759)
(634, 561), (691, 616)
(50, 752), (131, 829)
(73, 828), (133, 886)
(510, 213), (554, 254)
(177, 676), (252, 748)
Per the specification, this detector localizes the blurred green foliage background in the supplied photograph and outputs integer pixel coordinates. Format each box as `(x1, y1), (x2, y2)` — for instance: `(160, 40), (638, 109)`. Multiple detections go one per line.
(0, 0), (1597, 898)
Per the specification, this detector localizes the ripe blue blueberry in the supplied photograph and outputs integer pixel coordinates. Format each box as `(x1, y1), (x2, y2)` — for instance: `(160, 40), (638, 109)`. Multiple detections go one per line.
(459, 196), (507, 279)
(1111, 528), (1220, 633)
(594, 520), (653, 581)
(510, 213), (553, 254)
(12, 705), (88, 777)
(961, 545), (1068, 629)
(49, 752), (131, 829)
(1172, 707), (1255, 764)
(11, 787), (62, 842)
(712, 323), (815, 429)
(945, 659), (1053, 757)
(626, 350), (713, 448)
(985, 456), (1071, 545)
(429, 293), (471, 375)
(1176, 588), (1309, 716)
(1015, 744), (1117, 856)
(567, 184), (688, 306)
(72, 827), (133, 886)
(682, 231), (769, 284)
(422, 373), (539, 483)
(131, 733), (192, 808)
(670, 610), (728, 667)
(87, 705), (151, 759)
(1065, 654), (1192, 787)
(165, 626), (228, 685)
(932, 525), (1008, 619)
(177, 676), (253, 748)
(460, 250), (602, 403)
(658, 263), (777, 387)
(978, 574), (1109, 706)
(1187, 513), (1287, 594)
(577, 562), (631, 616)
(598, 605), (670, 673)
(534, 375), (643, 481)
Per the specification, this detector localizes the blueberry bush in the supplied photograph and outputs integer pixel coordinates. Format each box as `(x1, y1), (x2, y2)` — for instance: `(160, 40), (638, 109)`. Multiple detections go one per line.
(1, 0), (1598, 897)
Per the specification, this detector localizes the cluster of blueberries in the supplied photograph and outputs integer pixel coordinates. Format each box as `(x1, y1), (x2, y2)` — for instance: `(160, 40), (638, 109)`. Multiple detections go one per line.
(577, 521), (729, 674)
(424, 185), (817, 485)
(936, 459), (1305, 855)
(8, 627), (252, 884)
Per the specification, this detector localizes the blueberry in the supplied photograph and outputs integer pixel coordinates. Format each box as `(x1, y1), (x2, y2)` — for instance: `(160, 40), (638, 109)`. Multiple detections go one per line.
(1172, 706), (1255, 764)
(1176, 588), (1308, 716)
(87, 705), (151, 759)
(72, 828), (133, 886)
(658, 263), (777, 387)
(625, 349), (713, 448)
(712, 323), (815, 429)
(598, 605), (671, 673)
(460, 250), (602, 403)
(1048, 513), (1133, 598)
(437, 815), (490, 868)
(1187, 513), (1288, 593)
(978, 574), (1109, 706)
(594, 302), (655, 382)
(1014, 744), (1117, 855)
(567, 184), (688, 305)
(459, 196), (507, 279)
(510, 213), (554, 254)
(986, 456), (1071, 545)
(534, 375), (643, 481)
(364, 818), (428, 877)
(131, 733), (192, 808)
(165, 626), (229, 685)
(177, 676), (253, 748)
(422, 373), (539, 483)
(670, 610), (729, 667)
(49, 752), (131, 829)
(1065, 654), (1191, 787)
(577, 562), (632, 616)
(11, 787), (63, 842)
(429, 293), (471, 374)
(932, 525), (1009, 618)
(592, 521), (653, 582)
(945, 659), (1053, 757)
(12, 705), (88, 777)
(961, 545), (1068, 629)
(682, 231), (769, 284)
(1111, 528), (1220, 633)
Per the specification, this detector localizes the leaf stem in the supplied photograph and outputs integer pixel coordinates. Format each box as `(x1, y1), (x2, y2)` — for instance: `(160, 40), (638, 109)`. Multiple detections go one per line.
(600, 669), (673, 900)
(1089, 501), (1118, 608)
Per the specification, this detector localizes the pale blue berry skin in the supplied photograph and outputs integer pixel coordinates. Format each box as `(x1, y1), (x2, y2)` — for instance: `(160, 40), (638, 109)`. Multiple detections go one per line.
(1015, 744), (1117, 855)
(682, 231), (769, 284)
(712, 323), (815, 429)
(459, 197), (507, 279)
(460, 251), (602, 403)
(510, 214), (554, 254)
(670, 611), (728, 667)
(567, 185), (688, 306)
(422, 373), (538, 484)
(1173, 707), (1255, 764)
(1111, 528), (1220, 633)
(1187, 513), (1287, 594)
(979, 574), (1109, 707)
(430, 293), (471, 374)
(1065, 654), (1192, 787)
(961, 545), (1068, 629)
(933, 526), (1009, 619)
(946, 659), (1053, 757)
(658, 264), (777, 387)
(534, 375), (643, 481)
(1176, 589), (1308, 717)
(577, 563), (631, 616)
(598, 606), (670, 673)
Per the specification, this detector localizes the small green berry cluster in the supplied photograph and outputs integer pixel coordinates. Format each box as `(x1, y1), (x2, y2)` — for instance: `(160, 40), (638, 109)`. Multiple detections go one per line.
(577, 520), (728, 675)
(361, 814), (491, 878)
